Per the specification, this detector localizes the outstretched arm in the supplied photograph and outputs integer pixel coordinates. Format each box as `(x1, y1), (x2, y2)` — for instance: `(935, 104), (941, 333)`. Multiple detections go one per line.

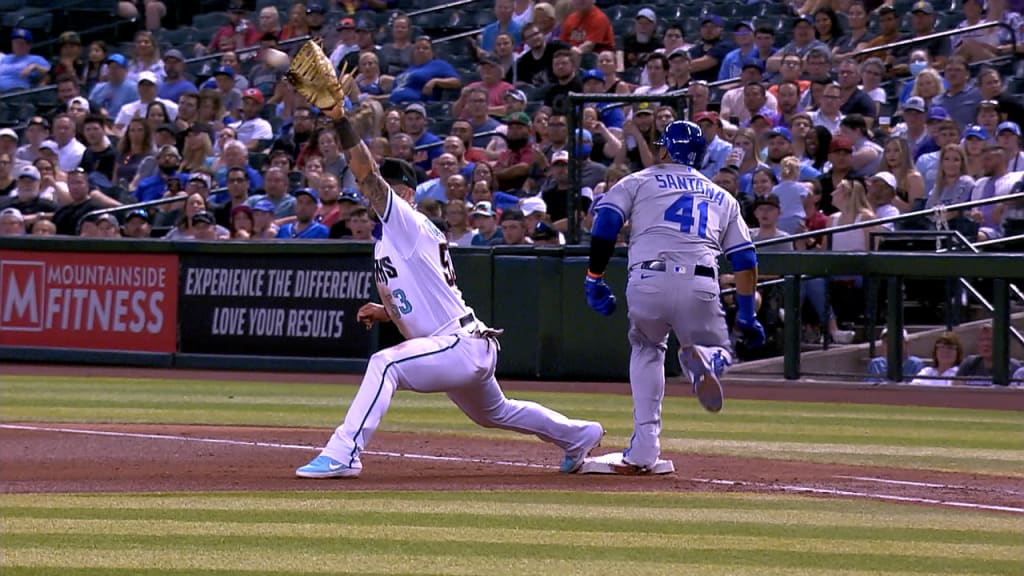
(325, 107), (391, 218)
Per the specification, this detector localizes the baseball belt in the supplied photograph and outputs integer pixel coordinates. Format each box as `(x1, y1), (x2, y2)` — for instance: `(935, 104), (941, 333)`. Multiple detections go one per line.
(631, 260), (716, 279)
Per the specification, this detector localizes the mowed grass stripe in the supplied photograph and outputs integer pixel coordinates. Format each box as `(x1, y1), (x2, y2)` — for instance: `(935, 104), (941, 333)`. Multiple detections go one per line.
(5, 536), (1021, 575)
(7, 518), (1023, 561)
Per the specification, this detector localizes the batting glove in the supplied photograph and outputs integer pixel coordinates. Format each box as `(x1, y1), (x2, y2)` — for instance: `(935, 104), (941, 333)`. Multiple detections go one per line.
(584, 272), (617, 316)
(735, 293), (765, 348)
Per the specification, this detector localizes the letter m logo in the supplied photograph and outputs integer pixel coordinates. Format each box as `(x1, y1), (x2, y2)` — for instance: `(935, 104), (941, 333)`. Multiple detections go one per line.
(0, 261), (45, 332)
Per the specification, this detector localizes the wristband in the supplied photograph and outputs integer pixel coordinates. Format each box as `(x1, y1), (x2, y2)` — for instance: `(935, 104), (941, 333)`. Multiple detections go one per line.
(586, 270), (604, 280)
(334, 117), (361, 150)
(737, 293), (756, 318)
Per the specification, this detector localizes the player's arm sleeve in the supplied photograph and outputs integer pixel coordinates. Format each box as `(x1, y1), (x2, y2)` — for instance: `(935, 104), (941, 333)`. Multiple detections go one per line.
(587, 179), (633, 275)
(721, 200), (757, 275)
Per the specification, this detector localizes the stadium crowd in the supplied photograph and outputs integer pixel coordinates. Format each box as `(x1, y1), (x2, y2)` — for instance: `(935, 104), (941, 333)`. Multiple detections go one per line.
(0, 0), (1022, 381)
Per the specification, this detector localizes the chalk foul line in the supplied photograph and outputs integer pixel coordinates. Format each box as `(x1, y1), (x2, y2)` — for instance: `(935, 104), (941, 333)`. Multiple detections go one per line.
(2, 424), (1021, 514)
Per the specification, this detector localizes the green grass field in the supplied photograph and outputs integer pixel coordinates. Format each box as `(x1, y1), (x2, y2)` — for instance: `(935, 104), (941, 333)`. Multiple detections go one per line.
(2, 375), (1023, 575)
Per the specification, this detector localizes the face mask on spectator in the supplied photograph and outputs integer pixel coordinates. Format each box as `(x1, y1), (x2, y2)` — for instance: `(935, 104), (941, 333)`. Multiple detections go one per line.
(909, 61), (927, 76)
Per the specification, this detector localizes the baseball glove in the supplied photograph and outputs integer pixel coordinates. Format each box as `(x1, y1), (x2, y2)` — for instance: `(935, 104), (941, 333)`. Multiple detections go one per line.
(287, 40), (348, 112)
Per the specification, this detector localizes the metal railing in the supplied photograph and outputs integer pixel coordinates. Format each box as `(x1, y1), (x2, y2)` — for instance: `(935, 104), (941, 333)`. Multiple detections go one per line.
(82, 189), (228, 221)
(851, 20), (1017, 61)
(185, 34), (311, 66)
(414, 129), (500, 151)
(406, 0), (480, 18)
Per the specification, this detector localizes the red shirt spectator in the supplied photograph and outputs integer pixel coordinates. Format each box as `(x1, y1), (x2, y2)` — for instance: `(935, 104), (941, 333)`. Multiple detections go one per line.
(559, 0), (614, 54)
(208, 2), (262, 52)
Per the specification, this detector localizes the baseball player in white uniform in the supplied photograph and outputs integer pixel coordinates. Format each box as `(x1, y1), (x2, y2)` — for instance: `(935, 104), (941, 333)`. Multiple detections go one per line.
(296, 107), (604, 479)
(583, 120), (765, 472)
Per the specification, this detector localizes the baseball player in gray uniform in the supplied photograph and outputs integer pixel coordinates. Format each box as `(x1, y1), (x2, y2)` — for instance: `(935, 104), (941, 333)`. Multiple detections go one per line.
(584, 120), (765, 472)
(295, 106), (604, 479)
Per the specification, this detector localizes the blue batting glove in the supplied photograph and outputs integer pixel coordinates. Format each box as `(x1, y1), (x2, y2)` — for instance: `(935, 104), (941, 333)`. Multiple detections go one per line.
(584, 272), (616, 316)
(735, 293), (765, 348)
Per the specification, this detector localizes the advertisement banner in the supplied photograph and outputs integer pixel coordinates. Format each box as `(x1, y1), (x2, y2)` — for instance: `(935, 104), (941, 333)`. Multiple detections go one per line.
(0, 250), (178, 352)
(179, 253), (375, 358)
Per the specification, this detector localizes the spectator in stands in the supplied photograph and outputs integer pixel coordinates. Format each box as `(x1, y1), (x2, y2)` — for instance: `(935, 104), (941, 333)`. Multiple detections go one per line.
(115, 118), (153, 189)
(866, 172), (900, 228)
(0, 207), (25, 235)
(513, 23), (563, 88)
(208, 69), (242, 119)
(378, 14), (413, 76)
(281, 2), (310, 40)
(975, 101), (1002, 147)
(127, 31), (164, 85)
(728, 128), (765, 198)
(856, 5), (901, 66)
(692, 112), (732, 179)
(277, 188), (328, 239)
(560, 0), (614, 55)
(0, 165), (57, 226)
(931, 57), (980, 130)
(455, 55), (515, 120)
(512, 0), (534, 26)
(890, 97), (930, 154)
(835, 59), (876, 123)
(0, 29), (50, 93)
(857, 58), (886, 116)
(978, 68), (1024, 129)
(668, 48), (695, 92)
(135, 145), (185, 202)
(258, 6), (283, 38)
(542, 50), (582, 116)
(114, 72), (178, 136)
(718, 21), (759, 82)
(916, 118), (960, 191)
(389, 36), (461, 104)
(397, 104), (440, 171)
(908, 67), (944, 112)
(353, 52), (393, 102)
(893, 2), (950, 75)
(245, 167), (295, 218)
(997, 122), (1024, 172)
(118, 209), (149, 238)
(812, 7), (843, 48)
(180, 124), (214, 174)
(52, 32), (85, 85)
(962, 124), (989, 178)
(14, 117), (49, 167)
(212, 166), (250, 228)
(771, 156), (811, 234)
(159, 50), (197, 105)
(955, 323), (1023, 385)
(480, 0), (522, 52)
(689, 15), (733, 83)
(879, 137), (926, 213)
(532, 2), (560, 43)
(795, 116), (823, 167)
(766, 127), (821, 180)
(329, 17), (360, 70)
(248, 199), (277, 238)
(866, 328), (926, 382)
(621, 8), (662, 72)
(721, 62), (777, 125)
(33, 156), (68, 204)
(910, 331), (963, 386)
(414, 153), (460, 204)
(634, 53), (671, 100)
(444, 200), (475, 246)
(469, 201), (502, 245)
(145, 102), (172, 135)
(201, 0), (261, 56)
(226, 205), (253, 239)
(49, 114), (85, 174)
(51, 169), (98, 236)
(174, 92), (200, 133)
(344, 207), (373, 241)
(89, 54), (137, 121)
(0, 152), (14, 196)
(971, 142), (1018, 241)
(493, 112), (546, 191)
(925, 143), (975, 212)
(82, 40), (108, 94)
(497, 208), (529, 245)
(767, 16), (827, 75)
(839, 114), (882, 178)
(229, 89), (273, 151)
(327, 189), (363, 238)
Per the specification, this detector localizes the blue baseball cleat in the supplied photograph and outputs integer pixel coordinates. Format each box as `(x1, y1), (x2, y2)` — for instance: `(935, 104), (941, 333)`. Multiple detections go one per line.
(683, 348), (728, 413)
(295, 455), (362, 479)
(560, 422), (604, 473)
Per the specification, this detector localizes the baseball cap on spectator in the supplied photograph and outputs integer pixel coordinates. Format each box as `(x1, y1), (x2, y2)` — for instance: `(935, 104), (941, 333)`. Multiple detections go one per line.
(188, 173), (211, 187)
(137, 71), (159, 85)
(379, 158), (418, 187)
(668, 47), (690, 61)
(253, 199), (275, 212)
(636, 8), (656, 23)
(338, 189), (362, 203)
(693, 111), (719, 125)
(1, 207), (23, 221)
(164, 49), (185, 62)
(829, 135), (854, 153)
(337, 17), (356, 30)
(552, 150), (570, 164)
(58, 31), (81, 46)
(768, 126), (792, 142)
(997, 121), (1022, 136)
(734, 20), (754, 32)
(404, 102), (427, 117)
(242, 88), (264, 104)
(478, 52), (501, 67)
(505, 112), (532, 127)
(471, 201), (496, 217)
(581, 68), (605, 83)
(306, 2), (325, 13)
(28, 116), (49, 129)
(753, 194), (781, 209)
(979, 100), (1000, 111)
(356, 18), (374, 31)
(213, 66), (235, 79)
(870, 172), (897, 190)
(634, 102), (654, 116)
(532, 221), (558, 241)
(106, 53), (128, 67)
(902, 96), (926, 113)
(877, 5), (897, 15)
(794, 15), (814, 27)
(11, 28), (33, 43)
(38, 140), (59, 155)
(191, 211), (215, 226)
(520, 196), (547, 216)
(68, 96), (90, 110)
(964, 125), (990, 140)
(741, 58), (764, 73)
(157, 123), (178, 137)
(126, 209), (150, 223)
(701, 15), (724, 27)
(926, 106), (950, 122)
(294, 187), (320, 203)
(0, 128), (17, 141)
(96, 213), (119, 227)
(911, 0), (935, 13)
(750, 111), (775, 126)
(187, 122), (214, 139)
(158, 144), (181, 159)
(18, 165), (40, 180)
(505, 88), (527, 103)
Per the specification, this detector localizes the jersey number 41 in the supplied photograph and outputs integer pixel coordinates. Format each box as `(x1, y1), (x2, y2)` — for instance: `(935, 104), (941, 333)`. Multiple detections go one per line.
(664, 196), (709, 239)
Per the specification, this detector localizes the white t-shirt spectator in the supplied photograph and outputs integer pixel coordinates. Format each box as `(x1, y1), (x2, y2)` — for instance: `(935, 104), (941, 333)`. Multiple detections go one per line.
(115, 98), (180, 128)
(230, 117), (274, 146)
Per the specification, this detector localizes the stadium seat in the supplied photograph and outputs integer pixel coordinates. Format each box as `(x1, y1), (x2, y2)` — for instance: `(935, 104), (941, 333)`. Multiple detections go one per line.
(192, 12), (230, 29)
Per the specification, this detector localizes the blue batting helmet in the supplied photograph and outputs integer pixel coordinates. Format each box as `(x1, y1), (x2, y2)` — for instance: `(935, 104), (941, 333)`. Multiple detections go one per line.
(655, 120), (707, 168)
